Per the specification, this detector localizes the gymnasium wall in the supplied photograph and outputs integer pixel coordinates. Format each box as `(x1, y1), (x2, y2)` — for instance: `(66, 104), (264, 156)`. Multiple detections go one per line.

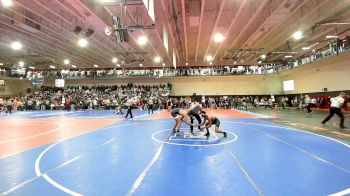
(167, 76), (282, 96)
(41, 75), (283, 96)
(0, 79), (31, 97)
(281, 51), (350, 94)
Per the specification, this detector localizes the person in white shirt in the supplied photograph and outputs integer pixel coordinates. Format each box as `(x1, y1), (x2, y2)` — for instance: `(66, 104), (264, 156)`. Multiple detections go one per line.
(0, 98), (4, 113)
(114, 100), (124, 115)
(304, 95), (312, 114)
(292, 96), (298, 110)
(322, 92), (347, 128)
(124, 97), (133, 119)
(148, 98), (154, 114)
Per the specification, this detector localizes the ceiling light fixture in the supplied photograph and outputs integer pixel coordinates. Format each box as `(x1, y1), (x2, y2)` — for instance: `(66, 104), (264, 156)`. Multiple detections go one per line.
(29, 66), (35, 69)
(162, 63), (165, 67)
(71, 65), (77, 68)
(64, 59), (70, 65)
(1, 0), (13, 7)
(93, 64), (99, 68)
(302, 47), (310, 50)
(112, 57), (118, 63)
(154, 56), (161, 63)
(326, 35), (338, 39)
(185, 62), (188, 66)
(50, 65), (56, 69)
(137, 36), (147, 45)
(261, 54), (267, 59)
(284, 55), (293, 58)
(18, 61), (24, 67)
(258, 61), (262, 64)
(104, 26), (112, 36)
(116, 64), (121, 67)
(206, 55), (213, 62)
(139, 63), (143, 67)
(214, 33), (224, 43)
(11, 41), (22, 50)
(292, 31), (303, 40)
(78, 38), (88, 47)
(209, 62), (212, 65)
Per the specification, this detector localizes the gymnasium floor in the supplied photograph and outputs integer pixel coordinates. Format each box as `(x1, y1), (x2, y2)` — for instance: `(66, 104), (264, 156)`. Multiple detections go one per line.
(1, 109), (350, 196)
(250, 108), (350, 143)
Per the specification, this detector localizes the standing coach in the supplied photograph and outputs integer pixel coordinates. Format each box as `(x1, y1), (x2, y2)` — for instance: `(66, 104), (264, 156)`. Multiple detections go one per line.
(322, 92), (347, 129)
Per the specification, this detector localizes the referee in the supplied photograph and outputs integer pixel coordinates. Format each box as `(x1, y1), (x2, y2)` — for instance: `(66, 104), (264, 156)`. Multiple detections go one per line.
(124, 97), (133, 119)
(148, 97), (154, 114)
(322, 92), (347, 129)
(304, 95), (312, 114)
(187, 102), (205, 134)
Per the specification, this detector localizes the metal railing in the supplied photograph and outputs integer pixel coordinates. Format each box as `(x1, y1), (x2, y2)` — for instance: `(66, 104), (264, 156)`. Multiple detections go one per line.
(1, 39), (349, 80)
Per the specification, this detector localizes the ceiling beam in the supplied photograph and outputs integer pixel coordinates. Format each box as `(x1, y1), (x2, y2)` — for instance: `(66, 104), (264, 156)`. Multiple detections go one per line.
(202, 0), (227, 63)
(210, 0), (248, 64)
(18, 0), (115, 64)
(181, 0), (188, 62)
(160, 0), (181, 65)
(0, 13), (106, 68)
(269, 25), (349, 61)
(247, 0), (350, 63)
(125, 5), (172, 66)
(242, 0), (309, 63)
(229, 0), (295, 64)
(194, 0), (205, 62)
(53, 0), (129, 60)
(74, 0), (148, 65)
(0, 24), (102, 68)
(105, 5), (153, 65)
(223, 0), (271, 64)
(8, 0), (114, 66)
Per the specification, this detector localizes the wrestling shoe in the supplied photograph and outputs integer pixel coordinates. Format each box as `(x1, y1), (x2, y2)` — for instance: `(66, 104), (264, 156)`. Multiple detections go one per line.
(223, 132), (227, 138)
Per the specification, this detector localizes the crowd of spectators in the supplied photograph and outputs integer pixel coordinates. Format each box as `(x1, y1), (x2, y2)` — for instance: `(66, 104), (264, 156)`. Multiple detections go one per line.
(197, 96), (277, 110)
(0, 68), (8, 77)
(1, 87), (348, 114)
(174, 95), (348, 111)
(0, 84), (171, 113)
(290, 36), (350, 68)
(22, 64), (279, 80)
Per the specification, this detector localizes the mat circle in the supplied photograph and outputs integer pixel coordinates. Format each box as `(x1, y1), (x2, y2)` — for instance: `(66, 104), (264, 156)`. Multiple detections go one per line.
(151, 128), (238, 147)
